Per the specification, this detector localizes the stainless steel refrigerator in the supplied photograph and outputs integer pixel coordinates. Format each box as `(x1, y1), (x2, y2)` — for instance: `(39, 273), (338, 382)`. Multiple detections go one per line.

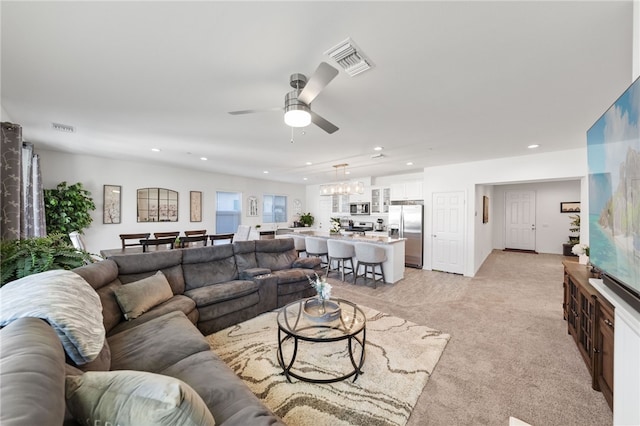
(388, 202), (424, 268)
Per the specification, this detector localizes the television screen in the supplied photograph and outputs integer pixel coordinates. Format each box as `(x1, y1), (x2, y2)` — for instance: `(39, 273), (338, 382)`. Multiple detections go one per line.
(587, 76), (640, 307)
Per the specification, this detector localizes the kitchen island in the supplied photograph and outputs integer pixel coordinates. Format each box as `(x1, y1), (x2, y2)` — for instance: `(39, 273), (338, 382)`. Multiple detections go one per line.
(277, 229), (406, 284)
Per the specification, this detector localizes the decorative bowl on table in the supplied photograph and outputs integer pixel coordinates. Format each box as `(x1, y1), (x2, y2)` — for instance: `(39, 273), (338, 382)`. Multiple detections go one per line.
(303, 298), (341, 323)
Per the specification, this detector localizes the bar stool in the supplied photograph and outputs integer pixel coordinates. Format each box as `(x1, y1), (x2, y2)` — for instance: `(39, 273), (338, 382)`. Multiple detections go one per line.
(305, 237), (329, 267)
(291, 235), (307, 257)
(354, 242), (387, 288)
(326, 240), (355, 282)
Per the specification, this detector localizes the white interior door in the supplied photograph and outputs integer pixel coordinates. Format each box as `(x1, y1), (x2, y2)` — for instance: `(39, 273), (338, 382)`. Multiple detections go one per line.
(504, 190), (536, 251)
(431, 191), (465, 274)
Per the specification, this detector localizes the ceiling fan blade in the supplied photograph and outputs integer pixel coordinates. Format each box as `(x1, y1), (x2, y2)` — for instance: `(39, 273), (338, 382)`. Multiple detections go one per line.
(228, 107), (282, 115)
(298, 62), (339, 105)
(310, 111), (339, 134)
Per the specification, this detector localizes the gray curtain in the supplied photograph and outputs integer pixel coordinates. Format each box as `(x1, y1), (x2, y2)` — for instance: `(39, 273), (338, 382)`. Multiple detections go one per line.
(0, 122), (46, 241)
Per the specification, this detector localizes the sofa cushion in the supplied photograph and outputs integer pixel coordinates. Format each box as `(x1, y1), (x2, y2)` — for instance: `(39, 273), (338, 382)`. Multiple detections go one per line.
(271, 268), (316, 284)
(65, 370), (215, 426)
(161, 351), (284, 426)
(114, 271), (173, 320)
(108, 295), (197, 336)
(0, 318), (67, 426)
(182, 245), (238, 290)
(184, 280), (258, 307)
(108, 311), (209, 373)
(255, 239), (297, 271)
(232, 240), (258, 271)
(112, 251), (186, 294)
(73, 259), (119, 291)
(70, 340), (111, 372)
(0, 270), (105, 365)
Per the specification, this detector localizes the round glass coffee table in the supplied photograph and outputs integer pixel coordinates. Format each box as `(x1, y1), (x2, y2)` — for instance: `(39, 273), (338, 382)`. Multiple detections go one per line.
(277, 297), (366, 383)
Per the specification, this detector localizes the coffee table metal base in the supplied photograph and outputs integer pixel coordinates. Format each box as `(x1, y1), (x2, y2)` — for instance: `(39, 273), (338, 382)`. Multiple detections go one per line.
(277, 326), (366, 384)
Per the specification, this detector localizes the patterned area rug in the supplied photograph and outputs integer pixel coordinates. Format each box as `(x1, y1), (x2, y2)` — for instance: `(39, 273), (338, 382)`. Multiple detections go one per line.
(206, 305), (450, 426)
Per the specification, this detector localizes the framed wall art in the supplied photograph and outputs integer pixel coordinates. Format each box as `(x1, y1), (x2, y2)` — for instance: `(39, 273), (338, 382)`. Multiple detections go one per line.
(560, 201), (580, 213)
(482, 196), (489, 224)
(190, 191), (202, 222)
(247, 196), (259, 217)
(103, 185), (121, 224)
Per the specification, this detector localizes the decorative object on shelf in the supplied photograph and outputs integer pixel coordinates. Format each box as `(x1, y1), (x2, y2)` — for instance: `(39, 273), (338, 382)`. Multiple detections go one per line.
(560, 201), (581, 213)
(572, 243), (590, 265)
(190, 191), (202, 222)
(330, 217), (341, 233)
(568, 214), (581, 245)
(103, 185), (121, 224)
(299, 212), (314, 227)
(320, 163), (364, 196)
(247, 196), (258, 217)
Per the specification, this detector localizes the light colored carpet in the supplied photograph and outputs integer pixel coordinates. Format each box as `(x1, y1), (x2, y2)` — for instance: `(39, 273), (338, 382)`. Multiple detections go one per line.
(207, 306), (450, 426)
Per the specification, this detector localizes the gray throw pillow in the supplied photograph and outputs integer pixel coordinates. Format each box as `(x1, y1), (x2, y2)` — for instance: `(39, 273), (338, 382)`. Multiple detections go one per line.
(114, 271), (173, 320)
(65, 370), (215, 426)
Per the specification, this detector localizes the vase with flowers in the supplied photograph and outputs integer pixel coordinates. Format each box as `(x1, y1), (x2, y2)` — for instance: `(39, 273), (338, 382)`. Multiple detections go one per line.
(571, 243), (590, 265)
(330, 217), (341, 234)
(305, 273), (340, 321)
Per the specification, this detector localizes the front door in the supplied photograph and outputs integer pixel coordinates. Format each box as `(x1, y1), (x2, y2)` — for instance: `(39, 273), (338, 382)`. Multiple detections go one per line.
(431, 191), (465, 274)
(504, 190), (536, 251)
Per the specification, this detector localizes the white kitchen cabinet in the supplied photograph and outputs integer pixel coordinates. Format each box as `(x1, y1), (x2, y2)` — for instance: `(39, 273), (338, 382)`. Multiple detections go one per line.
(331, 194), (350, 214)
(390, 181), (423, 201)
(371, 187), (391, 213)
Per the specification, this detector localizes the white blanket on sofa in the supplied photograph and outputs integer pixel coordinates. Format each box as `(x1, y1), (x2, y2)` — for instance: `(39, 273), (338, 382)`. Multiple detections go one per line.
(0, 269), (105, 365)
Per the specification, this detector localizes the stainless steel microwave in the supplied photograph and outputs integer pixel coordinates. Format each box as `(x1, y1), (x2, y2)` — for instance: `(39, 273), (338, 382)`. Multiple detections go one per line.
(349, 202), (370, 215)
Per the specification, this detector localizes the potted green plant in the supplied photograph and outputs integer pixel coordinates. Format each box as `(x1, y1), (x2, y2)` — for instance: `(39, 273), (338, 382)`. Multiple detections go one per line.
(44, 181), (96, 236)
(299, 212), (314, 227)
(0, 233), (90, 286)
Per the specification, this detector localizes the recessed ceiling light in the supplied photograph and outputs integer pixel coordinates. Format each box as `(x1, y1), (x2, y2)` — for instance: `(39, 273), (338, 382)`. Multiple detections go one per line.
(263, 171), (269, 174)
(528, 144), (540, 149)
(305, 162), (313, 166)
(303, 177), (308, 181)
(200, 157), (207, 161)
(406, 162), (414, 166)
(151, 148), (161, 152)
(374, 146), (383, 151)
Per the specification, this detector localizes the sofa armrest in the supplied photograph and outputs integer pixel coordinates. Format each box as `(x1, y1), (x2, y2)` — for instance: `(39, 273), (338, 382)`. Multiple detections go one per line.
(0, 318), (67, 426)
(239, 267), (272, 280)
(292, 257), (321, 270)
(254, 274), (278, 314)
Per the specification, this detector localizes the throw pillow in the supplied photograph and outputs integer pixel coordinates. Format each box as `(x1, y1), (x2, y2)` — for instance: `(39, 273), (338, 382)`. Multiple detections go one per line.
(0, 269), (105, 365)
(114, 271), (173, 320)
(65, 370), (215, 426)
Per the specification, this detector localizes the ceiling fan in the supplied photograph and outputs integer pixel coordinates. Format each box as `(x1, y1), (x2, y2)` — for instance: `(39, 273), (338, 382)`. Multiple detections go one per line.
(228, 62), (340, 134)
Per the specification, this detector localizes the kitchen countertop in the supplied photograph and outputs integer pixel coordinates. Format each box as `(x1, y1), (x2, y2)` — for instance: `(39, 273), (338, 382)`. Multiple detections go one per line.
(278, 230), (405, 245)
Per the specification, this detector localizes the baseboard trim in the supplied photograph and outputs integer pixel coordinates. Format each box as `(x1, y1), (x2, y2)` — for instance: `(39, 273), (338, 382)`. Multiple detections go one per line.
(503, 248), (538, 254)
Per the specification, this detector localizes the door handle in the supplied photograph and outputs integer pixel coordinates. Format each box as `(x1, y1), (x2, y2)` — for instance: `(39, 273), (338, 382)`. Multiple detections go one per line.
(531, 224), (536, 230)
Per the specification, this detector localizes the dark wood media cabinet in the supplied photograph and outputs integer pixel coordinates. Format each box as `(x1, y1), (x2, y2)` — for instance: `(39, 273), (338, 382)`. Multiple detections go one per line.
(562, 260), (614, 410)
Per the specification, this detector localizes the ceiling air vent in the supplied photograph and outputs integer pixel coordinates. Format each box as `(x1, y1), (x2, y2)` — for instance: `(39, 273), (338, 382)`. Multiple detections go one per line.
(324, 38), (372, 77)
(51, 122), (75, 133)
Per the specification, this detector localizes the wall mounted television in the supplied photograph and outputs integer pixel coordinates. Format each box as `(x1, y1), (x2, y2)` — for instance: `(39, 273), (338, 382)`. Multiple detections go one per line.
(587, 75), (640, 312)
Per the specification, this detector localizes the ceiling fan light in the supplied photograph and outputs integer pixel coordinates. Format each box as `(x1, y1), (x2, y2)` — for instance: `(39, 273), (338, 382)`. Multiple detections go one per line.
(284, 109), (311, 127)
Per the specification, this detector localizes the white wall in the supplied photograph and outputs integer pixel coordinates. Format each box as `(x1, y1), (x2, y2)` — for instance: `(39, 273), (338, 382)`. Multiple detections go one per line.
(1, 106), (13, 121)
(492, 180), (581, 254)
(38, 149), (307, 254)
(423, 148), (587, 276)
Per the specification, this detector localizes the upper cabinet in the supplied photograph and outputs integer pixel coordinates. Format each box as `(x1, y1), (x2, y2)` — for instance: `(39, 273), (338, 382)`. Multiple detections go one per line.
(390, 181), (423, 201)
(371, 187), (391, 213)
(331, 194), (350, 214)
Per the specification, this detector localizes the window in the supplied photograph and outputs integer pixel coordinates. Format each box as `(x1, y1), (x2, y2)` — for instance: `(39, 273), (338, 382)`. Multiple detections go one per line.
(263, 195), (287, 223)
(216, 192), (241, 233)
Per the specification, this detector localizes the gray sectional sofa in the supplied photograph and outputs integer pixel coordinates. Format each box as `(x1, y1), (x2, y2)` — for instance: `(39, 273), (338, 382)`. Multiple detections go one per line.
(0, 238), (321, 426)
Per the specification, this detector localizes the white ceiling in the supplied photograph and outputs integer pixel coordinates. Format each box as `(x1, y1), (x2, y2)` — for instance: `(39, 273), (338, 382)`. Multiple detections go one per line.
(1, 1), (634, 185)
